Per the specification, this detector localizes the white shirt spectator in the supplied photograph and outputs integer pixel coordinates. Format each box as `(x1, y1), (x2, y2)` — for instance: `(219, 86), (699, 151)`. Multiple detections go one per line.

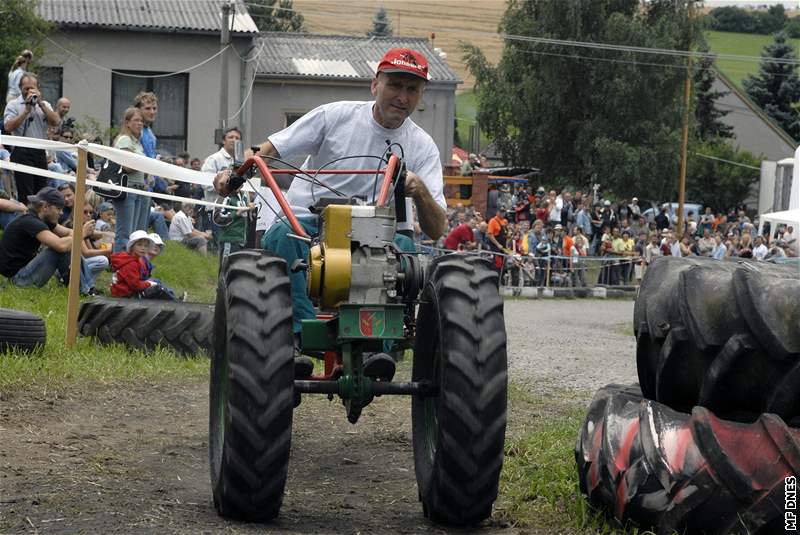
(645, 243), (662, 264)
(753, 243), (768, 260)
(169, 210), (195, 241)
(201, 147), (233, 202)
(670, 241), (682, 258)
(711, 243), (727, 260)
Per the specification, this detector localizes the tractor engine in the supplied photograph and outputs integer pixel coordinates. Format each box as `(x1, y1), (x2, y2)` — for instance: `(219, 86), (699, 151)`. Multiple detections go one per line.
(307, 204), (421, 309)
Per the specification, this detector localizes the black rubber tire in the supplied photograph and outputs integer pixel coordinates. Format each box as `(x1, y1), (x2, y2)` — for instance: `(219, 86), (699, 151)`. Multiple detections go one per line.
(0, 308), (46, 353)
(634, 256), (800, 425)
(77, 297), (214, 356)
(209, 250), (294, 522)
(412, 254), (508, 526)
(576, 384), (800, 535)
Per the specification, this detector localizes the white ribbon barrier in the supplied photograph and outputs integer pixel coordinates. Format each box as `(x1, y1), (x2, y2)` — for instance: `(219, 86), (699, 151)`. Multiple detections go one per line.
(0, 159), (246, 211)
(0, 134), (257, 209)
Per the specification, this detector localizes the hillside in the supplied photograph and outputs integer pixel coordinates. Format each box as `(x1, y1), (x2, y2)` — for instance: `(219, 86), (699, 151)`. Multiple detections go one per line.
(293, 0), (505, 90)
(705, 30), (800, 90)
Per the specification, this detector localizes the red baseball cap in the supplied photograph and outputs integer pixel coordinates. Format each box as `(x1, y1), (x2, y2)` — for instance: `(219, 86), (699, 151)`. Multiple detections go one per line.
(376, 48), (429, 81)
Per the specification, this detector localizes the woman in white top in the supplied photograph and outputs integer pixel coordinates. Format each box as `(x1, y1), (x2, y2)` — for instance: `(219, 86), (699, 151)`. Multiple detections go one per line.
(6, 50), (33, 103)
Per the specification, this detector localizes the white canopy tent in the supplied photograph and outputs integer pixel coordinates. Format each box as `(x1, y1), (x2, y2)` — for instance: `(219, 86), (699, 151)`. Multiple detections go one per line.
(759, 208), (800, 243)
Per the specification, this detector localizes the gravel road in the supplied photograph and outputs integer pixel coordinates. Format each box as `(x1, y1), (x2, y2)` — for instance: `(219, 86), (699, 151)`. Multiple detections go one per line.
(504, 298), (638, 399)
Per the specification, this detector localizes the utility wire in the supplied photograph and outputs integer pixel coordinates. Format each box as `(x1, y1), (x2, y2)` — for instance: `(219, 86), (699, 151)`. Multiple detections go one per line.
(45, 36), (231, 78)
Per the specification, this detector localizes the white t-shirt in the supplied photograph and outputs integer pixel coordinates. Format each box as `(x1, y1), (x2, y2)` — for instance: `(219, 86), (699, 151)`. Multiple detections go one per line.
(201, 148), (234, 202)
(753, 243), (768, 260)
(268, 101), (445, 230)
(255, 186), (283, 232)
(169, 210), (194, 241)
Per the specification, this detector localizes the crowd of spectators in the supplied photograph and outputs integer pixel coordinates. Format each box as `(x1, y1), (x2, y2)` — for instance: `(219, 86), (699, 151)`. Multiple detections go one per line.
(0, 49), (253, 298)
(426, 183), (798, 288)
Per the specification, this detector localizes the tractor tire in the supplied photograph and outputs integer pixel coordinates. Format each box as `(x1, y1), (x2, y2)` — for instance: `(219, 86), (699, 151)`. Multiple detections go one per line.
(412, 254), (508, 526)
(209, 250), (294, 522)
(634, 256), (800, 425)
(576, 384), (800, 535)
(77, 297), (214, 356)
(0, 308), (46, 353)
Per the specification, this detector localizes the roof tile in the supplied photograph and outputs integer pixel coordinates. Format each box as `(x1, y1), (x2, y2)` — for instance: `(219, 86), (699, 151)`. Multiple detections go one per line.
(255, 33), (461, 84)
(36, 0), (259, 34)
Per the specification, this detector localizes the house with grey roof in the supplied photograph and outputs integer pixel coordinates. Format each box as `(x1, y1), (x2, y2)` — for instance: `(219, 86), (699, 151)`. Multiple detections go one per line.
(33, 1), (461, 166)
(35, 0), (258, 159)
(247, 33), (461, 165)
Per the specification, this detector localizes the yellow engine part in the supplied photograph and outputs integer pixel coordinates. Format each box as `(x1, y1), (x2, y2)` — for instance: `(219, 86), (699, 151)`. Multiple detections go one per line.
(307, 205), (352, 309)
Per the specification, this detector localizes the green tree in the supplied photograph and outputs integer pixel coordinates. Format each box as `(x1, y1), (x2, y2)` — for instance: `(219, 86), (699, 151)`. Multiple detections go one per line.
(693, 50), (733, 141)
(462, 0), (701, 201)
(0, 0), (52, 99)
(249, 0), (305, 32)
(687, 141), (760, 211)
(743, 31), (800, 140)
(368, 7), (393, 37)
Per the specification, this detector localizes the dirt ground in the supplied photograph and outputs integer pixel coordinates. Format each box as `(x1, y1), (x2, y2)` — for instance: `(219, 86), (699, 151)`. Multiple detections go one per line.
(0, 373), (523, 535)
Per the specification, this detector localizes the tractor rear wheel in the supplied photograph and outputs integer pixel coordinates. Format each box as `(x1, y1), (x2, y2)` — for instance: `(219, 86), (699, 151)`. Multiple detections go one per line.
(209, 250), (295, 521)
(412, 254), (508, 525)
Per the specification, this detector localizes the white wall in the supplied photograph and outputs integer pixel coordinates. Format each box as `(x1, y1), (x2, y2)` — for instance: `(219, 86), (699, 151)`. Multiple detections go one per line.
(40, 29), (250, 161)
(248, 79), (455, 164)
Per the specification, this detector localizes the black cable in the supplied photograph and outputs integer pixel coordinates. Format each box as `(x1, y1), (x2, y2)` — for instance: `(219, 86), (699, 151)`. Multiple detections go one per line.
(259, 155), (347, 197)
(310, 154), (388, 205)
(370, 142), (405, 204)
(383, 143), (406, 205)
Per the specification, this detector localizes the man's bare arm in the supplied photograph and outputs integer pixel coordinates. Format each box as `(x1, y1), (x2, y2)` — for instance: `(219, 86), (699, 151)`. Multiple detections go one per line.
(405, 171), (447, 240)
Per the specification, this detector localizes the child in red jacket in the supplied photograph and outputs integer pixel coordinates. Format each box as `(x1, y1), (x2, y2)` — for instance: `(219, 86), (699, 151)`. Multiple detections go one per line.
(111, 230), (175, 300)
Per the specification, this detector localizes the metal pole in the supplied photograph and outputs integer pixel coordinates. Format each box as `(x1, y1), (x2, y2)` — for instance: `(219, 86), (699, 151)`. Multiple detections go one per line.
(677, 2), (693, 237)
(65, 148), (88, 348)
(219, 1), (232, 130)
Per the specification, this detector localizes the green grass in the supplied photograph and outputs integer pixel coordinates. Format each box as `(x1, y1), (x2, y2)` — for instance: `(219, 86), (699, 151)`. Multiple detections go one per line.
(705, 30), (800, 90)
(0, 242), (216, 392)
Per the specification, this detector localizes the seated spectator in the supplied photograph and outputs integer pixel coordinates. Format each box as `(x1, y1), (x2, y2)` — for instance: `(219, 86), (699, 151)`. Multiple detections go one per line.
(0, 186), (94, 294)
(169, 202), (211, 254)
(57, 183), (75, 225)
(753, 235), (768, 260)
(110, 230), (176, 300)
(95, 202), (116, 232)
(711, 233), (727, 260)
(0, 144), (13, 195)
(0, 190), (27, 229)
(79, 201), (111, 291)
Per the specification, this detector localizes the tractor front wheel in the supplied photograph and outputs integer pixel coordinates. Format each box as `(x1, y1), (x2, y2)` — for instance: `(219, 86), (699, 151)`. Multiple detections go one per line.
(411, 254), (508, 525)
(209, 250), (295, 521)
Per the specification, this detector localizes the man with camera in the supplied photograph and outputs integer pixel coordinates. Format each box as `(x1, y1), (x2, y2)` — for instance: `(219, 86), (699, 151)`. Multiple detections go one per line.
(3, 73), (60, 201)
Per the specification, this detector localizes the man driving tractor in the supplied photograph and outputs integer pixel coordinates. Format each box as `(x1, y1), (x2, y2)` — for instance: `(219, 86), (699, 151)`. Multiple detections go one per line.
(214, 47), (448, 380)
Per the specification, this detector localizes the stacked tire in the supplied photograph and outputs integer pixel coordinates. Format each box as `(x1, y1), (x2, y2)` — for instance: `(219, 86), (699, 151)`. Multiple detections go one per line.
(576, 257), (800, 534)
(78, 297), (214, 356)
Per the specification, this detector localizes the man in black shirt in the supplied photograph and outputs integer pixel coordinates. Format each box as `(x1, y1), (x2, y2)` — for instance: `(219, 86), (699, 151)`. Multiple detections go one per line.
(0, 186), (95, 293)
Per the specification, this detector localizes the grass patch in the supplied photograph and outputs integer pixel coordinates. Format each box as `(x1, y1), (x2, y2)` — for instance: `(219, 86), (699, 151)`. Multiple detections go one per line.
(0, 242), (215, 392)
(705, 30), (800, 90)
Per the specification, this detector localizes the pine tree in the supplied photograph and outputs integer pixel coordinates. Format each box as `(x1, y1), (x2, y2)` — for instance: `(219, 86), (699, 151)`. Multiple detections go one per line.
(249, 0), (305, 33)
(694, 52), (733, 141)
(743, 31), (800, 140)
(368, 7), (392, 37)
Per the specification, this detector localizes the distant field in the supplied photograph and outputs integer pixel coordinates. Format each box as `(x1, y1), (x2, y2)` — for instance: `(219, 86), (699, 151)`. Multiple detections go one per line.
(293, 0), (505, 90)
(705, 30), (800, 89)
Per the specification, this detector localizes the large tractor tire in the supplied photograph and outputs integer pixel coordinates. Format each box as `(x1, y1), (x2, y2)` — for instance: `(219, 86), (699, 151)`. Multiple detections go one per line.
(576, 384), (800, 535)
(0, 308), (46, 353)
(412, 254), (508, 525)
(634, 257), (800, 425)
(209, 250), (295, 522)
(77, 297), (214, 356)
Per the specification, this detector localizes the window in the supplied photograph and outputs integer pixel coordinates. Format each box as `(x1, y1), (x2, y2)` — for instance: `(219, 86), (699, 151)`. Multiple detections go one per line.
(111, 71), (188, 156)
(38, 67), (63, 107)
(285, 111), (306, 127)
